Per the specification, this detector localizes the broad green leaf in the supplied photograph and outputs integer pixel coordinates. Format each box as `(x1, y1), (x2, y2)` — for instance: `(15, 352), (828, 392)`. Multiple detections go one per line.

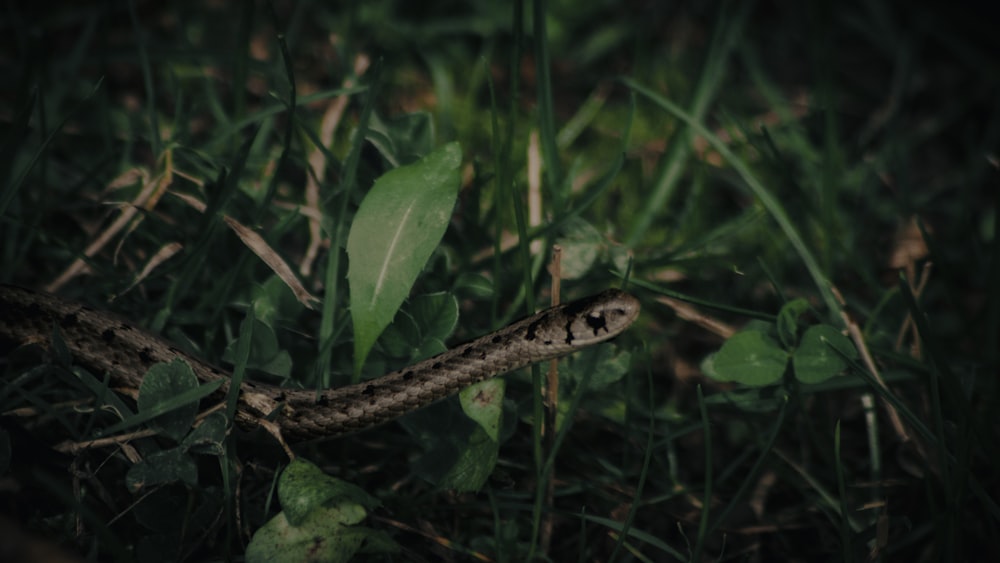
(459, 378), (505, 441)
(556, 345), (633, 432)
(710, 330), (788, 386)
(251, 276), (307, 325)
(437, 425), (499, 492)
(378, 310), (421, 359)
(126, 448), (197, 492)
(793, 325), (858, 383)
(556, 217), (604, 279)
(137, 359), (199, 441)
(278, 459), (379, 526)
(348, 142), (462, 376)
(408, 292), (459, 342)
(566, 344), (632, 389)
(247, 459), (396, 563)
(182, 412), (228, 455)
(246, 507), (397, 563)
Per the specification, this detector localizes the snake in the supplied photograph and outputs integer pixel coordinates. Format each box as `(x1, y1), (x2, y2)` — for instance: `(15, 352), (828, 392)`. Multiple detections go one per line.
(0, 285), (640, 442)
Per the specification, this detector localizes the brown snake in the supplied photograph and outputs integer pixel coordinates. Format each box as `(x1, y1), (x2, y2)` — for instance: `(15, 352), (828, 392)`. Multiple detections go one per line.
(0, 285), (640, 442)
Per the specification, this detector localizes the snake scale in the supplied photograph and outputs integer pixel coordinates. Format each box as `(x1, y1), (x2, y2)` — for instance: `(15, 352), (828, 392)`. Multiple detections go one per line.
(0, 285), (640, 442)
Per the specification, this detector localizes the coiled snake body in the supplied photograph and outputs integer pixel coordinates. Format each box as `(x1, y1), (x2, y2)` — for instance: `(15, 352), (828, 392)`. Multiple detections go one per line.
(0, 285), (640, 442)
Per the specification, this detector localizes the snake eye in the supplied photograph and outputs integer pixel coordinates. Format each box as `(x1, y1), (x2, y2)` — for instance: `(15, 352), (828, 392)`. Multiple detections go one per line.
(585, 312), (607, 332)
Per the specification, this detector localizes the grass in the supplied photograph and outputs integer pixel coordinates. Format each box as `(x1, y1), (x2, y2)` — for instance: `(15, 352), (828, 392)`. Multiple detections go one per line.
(1, 0), (997, 561)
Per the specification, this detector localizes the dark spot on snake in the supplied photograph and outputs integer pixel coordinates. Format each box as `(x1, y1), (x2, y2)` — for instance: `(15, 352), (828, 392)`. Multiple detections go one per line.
(432, 362), (443, 370)
(118, 323), (133, 332)
(525, 329), (535, 341)
(461, 346), (476, 357)
(563, 315), (581, 344)
(210, 367), (224, 376)
(317, 395), (329, 406)
(586, 312), (608, 335)
(362, 384), (375, 396)
(544, 339), (552, 345)
(60, 313), (79, 328)
(402, 370), (414, 381)
(491, 335), (503, 344)
(101, 329), (116, 343)
(139, 347), (156, 365)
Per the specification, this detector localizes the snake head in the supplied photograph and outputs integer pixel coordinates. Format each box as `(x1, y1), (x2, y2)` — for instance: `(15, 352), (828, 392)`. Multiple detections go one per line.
(561, 289), (641, 345)
(523, 289), (640, 352)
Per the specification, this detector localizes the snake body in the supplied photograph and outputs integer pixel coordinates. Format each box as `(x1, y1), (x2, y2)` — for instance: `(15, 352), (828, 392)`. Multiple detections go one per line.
(0, 285), (639, 441)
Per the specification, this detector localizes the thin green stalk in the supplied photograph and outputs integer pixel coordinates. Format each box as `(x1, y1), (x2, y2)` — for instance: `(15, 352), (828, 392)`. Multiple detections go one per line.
(513, 190), (545, 558)
(221, 306), (257, 558)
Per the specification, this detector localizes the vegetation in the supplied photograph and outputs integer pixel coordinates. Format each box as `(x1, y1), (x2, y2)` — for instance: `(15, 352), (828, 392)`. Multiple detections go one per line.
(1, 1), (996, 561)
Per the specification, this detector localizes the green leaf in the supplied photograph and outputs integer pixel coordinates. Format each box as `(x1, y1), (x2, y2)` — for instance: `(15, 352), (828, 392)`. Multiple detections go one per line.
(182, 412), (228, 455)
(408, 292), (459, 342)
(377, 310), (421, 359)
(278, 459), (379, 527)
(126, 448), (198, 492)
(137, 359), (200, 441)
(251, 276), (307, 325)
(246, 507), (398, 563)
(459, 378), (505, 441)
(247, 459), (396, 563)
(556, 217), (604, 280)
(776, 298), (809, 348)
(348, 142), (462, 376)
(710, 330), (788, 386)
(567, 344), (633, 389)
(99, 376), (223, 439)
(437, 425), (499, 492)
(792, 325), (858, 384)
